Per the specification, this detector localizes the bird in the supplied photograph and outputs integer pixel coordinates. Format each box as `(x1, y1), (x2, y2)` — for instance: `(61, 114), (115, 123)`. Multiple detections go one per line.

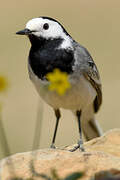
(16, 16), (103, 151)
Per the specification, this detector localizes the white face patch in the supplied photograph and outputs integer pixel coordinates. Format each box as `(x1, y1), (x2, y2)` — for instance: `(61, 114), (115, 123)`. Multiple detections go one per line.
(25, 17), (73, 49)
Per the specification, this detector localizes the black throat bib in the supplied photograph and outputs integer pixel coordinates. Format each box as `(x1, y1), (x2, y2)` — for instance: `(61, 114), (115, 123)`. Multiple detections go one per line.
(28, 35), (74, 79)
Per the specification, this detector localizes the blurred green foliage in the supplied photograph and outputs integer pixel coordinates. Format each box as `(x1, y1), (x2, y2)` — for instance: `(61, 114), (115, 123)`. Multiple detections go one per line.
(11, 170), (84, 180)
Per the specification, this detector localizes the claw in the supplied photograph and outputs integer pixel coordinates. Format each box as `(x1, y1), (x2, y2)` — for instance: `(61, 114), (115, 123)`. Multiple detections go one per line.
(50, 144), (56, 149)
(78, 139), (85, 152)
(69, 140), (85, 152)
(69, 144), (79, 152)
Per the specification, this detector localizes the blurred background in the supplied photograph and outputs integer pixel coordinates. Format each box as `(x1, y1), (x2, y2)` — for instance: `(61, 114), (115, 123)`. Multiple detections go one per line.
(0, 0), (120, 159)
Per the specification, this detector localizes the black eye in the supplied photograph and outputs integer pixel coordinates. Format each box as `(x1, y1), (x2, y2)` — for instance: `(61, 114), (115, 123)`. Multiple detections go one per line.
(43, 23), (49, 30)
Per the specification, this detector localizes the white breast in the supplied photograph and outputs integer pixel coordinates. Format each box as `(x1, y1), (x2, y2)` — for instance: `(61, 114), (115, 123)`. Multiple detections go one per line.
(28, 65), (96, 111)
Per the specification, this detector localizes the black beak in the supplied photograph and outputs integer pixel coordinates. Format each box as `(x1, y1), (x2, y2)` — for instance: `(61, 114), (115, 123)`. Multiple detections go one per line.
(16, 28), (32, 35)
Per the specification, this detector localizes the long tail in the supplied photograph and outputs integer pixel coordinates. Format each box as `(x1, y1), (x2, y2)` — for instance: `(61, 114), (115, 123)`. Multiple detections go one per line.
(82, 118), (103, 141)
(81, 104), (103, 141)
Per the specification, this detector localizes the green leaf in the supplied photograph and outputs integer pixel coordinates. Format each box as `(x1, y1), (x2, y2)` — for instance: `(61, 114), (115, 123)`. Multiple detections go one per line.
(38, 173), (52, 180)
(51, 169), (61, 180)
(64, 172), (84, 180)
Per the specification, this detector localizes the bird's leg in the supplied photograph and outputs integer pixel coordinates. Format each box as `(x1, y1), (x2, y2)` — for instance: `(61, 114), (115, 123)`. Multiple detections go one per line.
(50, 109), (61, 149)
(70, 110), (85, 152)
(76, 110), (85, 151)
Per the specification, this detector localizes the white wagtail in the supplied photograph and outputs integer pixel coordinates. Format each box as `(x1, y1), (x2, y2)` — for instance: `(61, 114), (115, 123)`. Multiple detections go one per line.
(16, 17), (103, 151)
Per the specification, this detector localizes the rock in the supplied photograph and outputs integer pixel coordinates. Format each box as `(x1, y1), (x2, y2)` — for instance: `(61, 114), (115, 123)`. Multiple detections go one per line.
(92, 169), (120, 180)
(0, 129), (120, 180)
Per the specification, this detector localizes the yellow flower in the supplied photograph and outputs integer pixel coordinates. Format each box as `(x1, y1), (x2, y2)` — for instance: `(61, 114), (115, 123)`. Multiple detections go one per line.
(46, 69), (71, 95)
(0, 76), (8, 92)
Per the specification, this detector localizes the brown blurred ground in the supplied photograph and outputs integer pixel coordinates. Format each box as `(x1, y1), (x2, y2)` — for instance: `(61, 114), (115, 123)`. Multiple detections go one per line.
(0, 0), (120, 159)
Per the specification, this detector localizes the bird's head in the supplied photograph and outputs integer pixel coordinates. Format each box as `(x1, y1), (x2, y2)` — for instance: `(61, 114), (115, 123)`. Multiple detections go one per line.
(16, 17), (71, 42)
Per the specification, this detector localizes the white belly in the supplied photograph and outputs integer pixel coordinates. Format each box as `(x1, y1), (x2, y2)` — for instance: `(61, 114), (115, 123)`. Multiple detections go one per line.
(29, 67), (96, 110)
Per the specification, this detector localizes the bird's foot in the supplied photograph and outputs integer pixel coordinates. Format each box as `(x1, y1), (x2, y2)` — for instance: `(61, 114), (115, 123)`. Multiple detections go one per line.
(69, 144), (80, 152)
(50, 144), (56, 149)
(78, 139), (85, 152)
(69, 140), (85, 152)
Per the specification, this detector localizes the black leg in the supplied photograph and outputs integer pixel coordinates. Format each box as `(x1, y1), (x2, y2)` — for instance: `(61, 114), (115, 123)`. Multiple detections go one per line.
(70, 110), (85, 152)
(50, 109), (61, 149)
(76, 110), (85, 152)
